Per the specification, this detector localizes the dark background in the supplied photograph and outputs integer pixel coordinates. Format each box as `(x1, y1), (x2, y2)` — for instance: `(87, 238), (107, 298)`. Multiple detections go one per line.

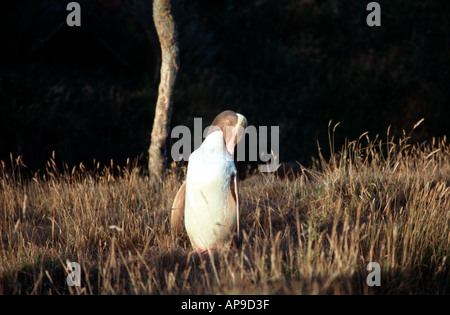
(1, 0), (449, 174)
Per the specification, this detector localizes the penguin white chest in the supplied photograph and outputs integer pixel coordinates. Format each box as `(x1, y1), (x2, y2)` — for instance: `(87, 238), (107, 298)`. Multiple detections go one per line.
(184, 131), (237, 250)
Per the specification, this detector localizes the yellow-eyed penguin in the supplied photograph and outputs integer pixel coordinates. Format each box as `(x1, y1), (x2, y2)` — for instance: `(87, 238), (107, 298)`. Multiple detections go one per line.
(171, 110), (247, 252)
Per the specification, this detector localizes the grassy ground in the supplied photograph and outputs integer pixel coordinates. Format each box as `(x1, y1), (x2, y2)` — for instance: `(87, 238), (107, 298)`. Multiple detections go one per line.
(1, 126), (449, 294)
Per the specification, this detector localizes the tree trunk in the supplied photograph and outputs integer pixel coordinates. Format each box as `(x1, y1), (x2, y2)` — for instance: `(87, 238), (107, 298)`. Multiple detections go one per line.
(148, 0), (179, 179)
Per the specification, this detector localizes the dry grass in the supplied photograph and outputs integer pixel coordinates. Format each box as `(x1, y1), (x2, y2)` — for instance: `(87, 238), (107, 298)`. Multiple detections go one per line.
(1, 125), (449, 294)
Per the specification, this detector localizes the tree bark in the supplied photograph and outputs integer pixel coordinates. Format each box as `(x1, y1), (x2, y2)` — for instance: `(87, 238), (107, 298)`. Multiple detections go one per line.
(148, 0), (179, 179)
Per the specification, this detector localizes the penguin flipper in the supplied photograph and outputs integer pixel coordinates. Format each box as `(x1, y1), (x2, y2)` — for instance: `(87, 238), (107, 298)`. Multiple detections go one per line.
(171, 181), (186, 235)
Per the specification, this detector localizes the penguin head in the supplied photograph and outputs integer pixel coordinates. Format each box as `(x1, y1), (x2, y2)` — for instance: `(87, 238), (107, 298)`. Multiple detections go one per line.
(207, 110), (247, 156)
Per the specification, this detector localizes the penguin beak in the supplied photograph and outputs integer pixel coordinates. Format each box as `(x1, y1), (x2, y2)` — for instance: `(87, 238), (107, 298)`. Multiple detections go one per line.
(225, 126), (238, 156)
(225, 113), (247, 156)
